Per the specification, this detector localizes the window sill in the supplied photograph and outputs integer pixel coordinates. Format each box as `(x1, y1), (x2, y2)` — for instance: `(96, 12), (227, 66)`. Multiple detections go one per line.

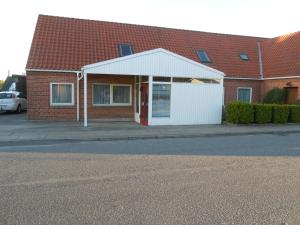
(50, 104), (74, 107)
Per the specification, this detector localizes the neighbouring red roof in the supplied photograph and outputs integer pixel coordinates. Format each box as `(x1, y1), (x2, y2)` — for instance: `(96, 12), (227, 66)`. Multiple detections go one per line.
(261, 31), (300, 78)
(26, 15), (298, 79)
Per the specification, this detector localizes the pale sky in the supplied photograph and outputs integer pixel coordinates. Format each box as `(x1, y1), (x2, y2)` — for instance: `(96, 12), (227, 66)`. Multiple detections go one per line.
(0, 0), (299, 80)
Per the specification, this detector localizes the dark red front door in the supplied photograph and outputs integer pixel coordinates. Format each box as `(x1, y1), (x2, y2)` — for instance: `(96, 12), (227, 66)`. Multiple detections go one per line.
(140, 83), (148, 126)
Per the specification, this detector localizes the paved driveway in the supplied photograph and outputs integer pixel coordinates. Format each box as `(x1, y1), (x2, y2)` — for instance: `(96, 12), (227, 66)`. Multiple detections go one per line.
(0, 111), (27, 125)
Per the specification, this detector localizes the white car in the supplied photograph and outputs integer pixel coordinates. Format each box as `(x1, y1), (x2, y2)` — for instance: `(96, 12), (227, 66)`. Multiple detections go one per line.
(0, 91), (27, 113)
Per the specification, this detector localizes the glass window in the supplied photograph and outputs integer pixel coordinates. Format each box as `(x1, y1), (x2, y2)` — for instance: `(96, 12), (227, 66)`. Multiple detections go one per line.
(152, 84), (171, 117)
(173, 78), (220, 84)
(119, 44), (133, 57)
(240, 53), (249, 61)
(197, 50), (211, 63)
(113, 86), (130, 104)
(141, 76), (148, 82)
(153, 77), (171, 82)
(51, 83), (73, 105)
(0, 93), (15, 99)
(172, 78), (192, 83)
(93, 84), (110, 105)
(237, 88), (252, 103)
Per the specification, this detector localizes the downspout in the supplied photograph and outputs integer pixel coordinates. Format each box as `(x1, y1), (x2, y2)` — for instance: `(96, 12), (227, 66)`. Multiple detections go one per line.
(257, 42), (264, 80)
(76, 72), (84, 121)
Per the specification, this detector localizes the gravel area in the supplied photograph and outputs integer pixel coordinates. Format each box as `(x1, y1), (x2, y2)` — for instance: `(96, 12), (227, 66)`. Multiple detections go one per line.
(0, 151), (299, 225)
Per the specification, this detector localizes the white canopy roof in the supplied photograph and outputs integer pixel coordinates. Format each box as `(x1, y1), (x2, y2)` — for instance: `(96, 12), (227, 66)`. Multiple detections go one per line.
(83, 48), (225, 79)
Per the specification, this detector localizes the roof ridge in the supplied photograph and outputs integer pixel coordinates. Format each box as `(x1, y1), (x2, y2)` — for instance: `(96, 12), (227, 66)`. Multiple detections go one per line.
(272, 30), (300, 40)
(38, 14), (269, 40)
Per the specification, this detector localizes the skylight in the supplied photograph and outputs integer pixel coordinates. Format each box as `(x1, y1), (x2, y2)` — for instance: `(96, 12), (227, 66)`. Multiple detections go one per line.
(197, 50), (211, 63)
(119, 44), (133, 57)
(239, 53), (249, 61)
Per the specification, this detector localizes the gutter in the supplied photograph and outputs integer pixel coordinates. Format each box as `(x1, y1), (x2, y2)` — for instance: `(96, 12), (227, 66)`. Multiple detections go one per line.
(26, 68), (80, 73)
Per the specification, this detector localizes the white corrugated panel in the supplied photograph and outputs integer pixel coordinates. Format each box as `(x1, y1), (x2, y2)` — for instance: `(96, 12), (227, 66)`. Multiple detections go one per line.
(84, 48), (224, 79)
(151, 83), (223, 125)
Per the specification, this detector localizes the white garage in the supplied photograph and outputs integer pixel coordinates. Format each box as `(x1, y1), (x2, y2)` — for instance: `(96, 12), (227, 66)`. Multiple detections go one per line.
(82, 48), (225, 126)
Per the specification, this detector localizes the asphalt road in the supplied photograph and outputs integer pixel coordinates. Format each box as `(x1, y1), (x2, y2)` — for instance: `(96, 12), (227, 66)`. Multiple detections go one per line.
(0, 134), (299, 225)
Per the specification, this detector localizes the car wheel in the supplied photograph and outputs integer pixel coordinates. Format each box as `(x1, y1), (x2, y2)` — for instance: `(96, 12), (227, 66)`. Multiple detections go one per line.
(16, 105), (22, 113)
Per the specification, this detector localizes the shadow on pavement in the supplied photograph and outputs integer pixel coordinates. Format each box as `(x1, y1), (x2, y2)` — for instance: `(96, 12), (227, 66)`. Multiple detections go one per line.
(0, 134), (299, 157)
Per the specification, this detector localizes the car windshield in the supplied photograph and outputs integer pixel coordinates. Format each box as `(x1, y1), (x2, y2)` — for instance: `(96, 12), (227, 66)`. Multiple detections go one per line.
(0, 93), (14, 99)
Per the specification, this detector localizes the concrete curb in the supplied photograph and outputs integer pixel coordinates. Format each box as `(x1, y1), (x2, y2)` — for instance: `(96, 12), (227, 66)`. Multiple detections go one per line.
(1, 129), (300, 147)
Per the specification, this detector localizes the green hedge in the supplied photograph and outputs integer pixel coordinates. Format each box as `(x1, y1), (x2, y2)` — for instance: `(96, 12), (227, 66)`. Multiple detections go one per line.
(225, 102), (300, 124)
(254, 104), (273, 124)
(289, 105), (300, 123)
(226, 102), (254, 124)
(272, 105), (290, 123)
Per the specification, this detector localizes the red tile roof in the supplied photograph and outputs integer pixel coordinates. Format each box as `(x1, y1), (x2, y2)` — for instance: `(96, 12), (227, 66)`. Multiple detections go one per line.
(262, 31), (300, 78)
(29, 15), (299, 79)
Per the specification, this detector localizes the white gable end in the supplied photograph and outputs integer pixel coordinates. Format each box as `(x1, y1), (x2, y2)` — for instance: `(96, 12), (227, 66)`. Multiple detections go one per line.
(83, 48), (225, 79)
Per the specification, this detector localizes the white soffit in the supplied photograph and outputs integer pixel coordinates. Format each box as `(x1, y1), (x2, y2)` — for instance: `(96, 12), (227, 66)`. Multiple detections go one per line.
(83, 48), (225, 79)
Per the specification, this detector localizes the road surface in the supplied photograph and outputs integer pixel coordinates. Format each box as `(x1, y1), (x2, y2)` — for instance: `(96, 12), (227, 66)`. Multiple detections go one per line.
(0, 133), (299, 224)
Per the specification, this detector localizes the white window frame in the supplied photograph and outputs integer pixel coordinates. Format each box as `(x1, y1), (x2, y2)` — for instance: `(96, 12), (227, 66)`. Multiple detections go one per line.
(93, 83), (132, 106)
(237, 87), (252, 103)
(50, 82), (74, 106)
(152, 82), (172, 118)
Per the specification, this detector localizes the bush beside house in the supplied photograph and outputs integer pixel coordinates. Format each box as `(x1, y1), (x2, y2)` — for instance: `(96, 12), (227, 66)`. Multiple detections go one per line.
(226, 102), (300, 124)
(226, 102), (254, 124)
(253, 104), (273, 124)
(272, 105), (289, 123)
(263, 88), (287, 104)
(289, 105), (300, 123)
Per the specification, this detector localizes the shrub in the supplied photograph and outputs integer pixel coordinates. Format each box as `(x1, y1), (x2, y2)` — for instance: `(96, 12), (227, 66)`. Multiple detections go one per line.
(263, 88), (287, 104)
(289, 105), (300, 123)
(254, 104), (273, 124)
(272, 105), (290, 123)
(226, 102), (254, 124)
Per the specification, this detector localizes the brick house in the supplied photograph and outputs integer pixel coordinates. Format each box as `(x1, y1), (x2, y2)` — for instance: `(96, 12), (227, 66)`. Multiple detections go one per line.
(26, 15), (300, 126)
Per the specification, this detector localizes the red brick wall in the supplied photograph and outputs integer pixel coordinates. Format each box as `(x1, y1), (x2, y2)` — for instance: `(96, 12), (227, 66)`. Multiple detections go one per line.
(28, 72), (279, 120)
(262, 78), (300, 100)
(224, 79), (262, 104)
(79, 75), (135, 119)
(26, 72), (77, 120)
(27, 72), (135, 120)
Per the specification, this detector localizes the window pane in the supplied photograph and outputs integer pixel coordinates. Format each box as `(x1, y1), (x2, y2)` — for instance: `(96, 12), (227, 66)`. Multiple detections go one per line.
(197, 50), (211, 63)
(113, 86), (130, 104)
(93, 85), (110, 104)
(240, 53), (249, 61)
(52, 84), (72, 104)
(119, 44), (133, 57)
(141, 76), (148, 82)
(173, 78), (220, 84)
(0, 93), (14, 99)
(153, 77), (171, 82)
(152, 84), (171, 117)
(238, 88), (251, 103)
